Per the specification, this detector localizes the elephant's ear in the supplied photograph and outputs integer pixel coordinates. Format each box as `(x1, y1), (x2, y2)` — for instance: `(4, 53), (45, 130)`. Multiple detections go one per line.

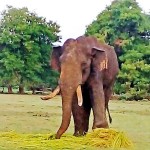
(92, 46), (108, 70)
(50, 46), (63, 72)
(92, 46), (105, 55)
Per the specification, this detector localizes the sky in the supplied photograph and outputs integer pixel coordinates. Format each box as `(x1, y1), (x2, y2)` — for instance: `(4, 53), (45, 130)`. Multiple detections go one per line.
(0, 0), (149, 44)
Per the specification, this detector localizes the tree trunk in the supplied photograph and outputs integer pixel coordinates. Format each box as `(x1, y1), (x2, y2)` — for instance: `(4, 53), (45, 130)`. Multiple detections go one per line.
(19, 85), (24, 94)
(8, 85), (13, 94)
(32, 88), (35, 94)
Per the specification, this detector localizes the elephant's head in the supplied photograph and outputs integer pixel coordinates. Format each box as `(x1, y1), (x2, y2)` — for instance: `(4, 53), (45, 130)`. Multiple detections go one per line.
(51, 36), (105, 139)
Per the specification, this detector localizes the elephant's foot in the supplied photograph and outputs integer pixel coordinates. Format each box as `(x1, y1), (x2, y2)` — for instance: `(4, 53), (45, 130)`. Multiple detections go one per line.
(73, 122), (89, 137)
(73, 130), (87, 137)
(92, 120), (109, 129)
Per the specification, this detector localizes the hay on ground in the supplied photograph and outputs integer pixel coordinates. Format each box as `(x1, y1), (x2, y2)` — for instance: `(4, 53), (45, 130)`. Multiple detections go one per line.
(0, 128), (133, 149)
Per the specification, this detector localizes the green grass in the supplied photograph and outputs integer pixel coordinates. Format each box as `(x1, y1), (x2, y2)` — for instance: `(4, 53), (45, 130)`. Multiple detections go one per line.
(0, 94), (150, 150)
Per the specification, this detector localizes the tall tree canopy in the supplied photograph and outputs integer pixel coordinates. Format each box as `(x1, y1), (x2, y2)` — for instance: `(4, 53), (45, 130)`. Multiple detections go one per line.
(0, 6), (60, 93)
(85, 0), (150, 100)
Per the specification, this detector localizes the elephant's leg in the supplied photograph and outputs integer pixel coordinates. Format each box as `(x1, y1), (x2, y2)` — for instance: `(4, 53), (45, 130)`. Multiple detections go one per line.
(104, 86), (113, 124)
(72, 85), (91, 136)
(89, 77), (108, 129)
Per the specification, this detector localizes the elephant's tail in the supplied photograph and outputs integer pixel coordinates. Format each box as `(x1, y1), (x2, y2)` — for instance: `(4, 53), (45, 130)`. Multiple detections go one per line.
(106, 106), (112, 124)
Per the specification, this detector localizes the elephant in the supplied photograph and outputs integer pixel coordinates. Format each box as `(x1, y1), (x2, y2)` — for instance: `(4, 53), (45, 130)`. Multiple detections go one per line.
(41, 36), (119, 139)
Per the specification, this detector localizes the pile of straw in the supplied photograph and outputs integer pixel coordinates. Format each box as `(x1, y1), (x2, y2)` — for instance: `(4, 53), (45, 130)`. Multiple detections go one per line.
(85, 128), (133, 148)
(0, 128), (133, 149)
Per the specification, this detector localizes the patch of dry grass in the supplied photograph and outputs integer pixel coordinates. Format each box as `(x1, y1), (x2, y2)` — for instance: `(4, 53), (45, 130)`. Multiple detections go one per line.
(0, 94), (150, 149)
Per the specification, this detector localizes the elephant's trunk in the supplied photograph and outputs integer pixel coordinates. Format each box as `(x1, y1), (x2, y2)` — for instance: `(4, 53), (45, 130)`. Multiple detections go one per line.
(56, 100), (72, 138)
(56, 68), (82, 139)
(56, 82), (75, 139)
(56, 85), (83, 139)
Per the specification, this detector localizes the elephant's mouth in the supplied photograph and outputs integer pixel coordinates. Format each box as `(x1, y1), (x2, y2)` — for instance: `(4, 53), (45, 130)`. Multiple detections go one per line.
(41, 84), (83, 106)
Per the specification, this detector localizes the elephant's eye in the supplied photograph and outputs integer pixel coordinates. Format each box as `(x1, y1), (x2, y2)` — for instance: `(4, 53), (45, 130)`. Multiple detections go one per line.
(81, 59), (91, 69)
(81, 62), (89, 71)
(59, 55), (64, 63)
(81, 62), (87, 67)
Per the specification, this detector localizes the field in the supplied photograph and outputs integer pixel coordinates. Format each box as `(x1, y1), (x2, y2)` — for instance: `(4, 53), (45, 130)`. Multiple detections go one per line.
(0, 94), (150, 150)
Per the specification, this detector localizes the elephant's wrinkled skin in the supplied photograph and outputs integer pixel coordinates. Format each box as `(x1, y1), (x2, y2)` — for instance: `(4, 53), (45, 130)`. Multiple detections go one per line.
(42, 36), (119, 139)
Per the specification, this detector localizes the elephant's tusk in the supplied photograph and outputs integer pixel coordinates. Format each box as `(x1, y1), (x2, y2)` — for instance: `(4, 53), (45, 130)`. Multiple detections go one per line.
(40, 86), (60, 100)
(76, 85), (83, 106)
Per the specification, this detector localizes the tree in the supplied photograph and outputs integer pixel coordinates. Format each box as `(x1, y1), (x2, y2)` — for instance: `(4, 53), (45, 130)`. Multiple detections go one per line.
(85, 0), (150, 100)
(0, 6), (60, 93)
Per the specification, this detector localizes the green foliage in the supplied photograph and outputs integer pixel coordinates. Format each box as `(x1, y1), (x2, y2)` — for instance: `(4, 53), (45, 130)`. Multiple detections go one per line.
(86, 0), (150, 100)
(0, 6), (60, 89)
